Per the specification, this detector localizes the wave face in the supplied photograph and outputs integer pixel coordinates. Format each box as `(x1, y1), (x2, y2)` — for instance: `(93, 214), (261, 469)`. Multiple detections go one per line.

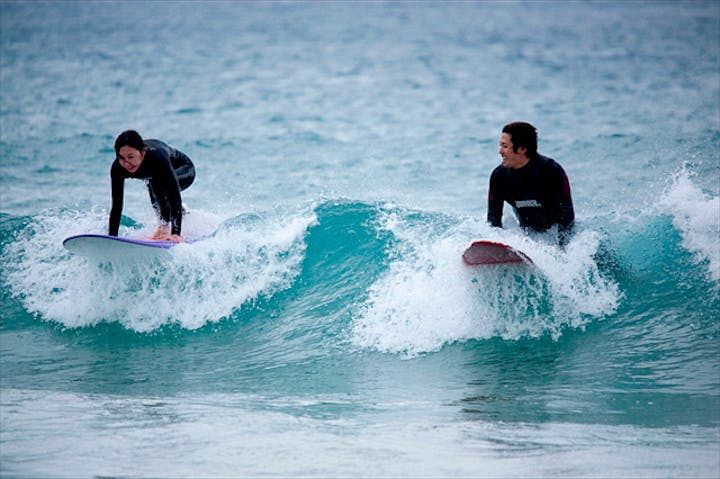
(4, 166), (718, 339)
(2, 199), (623, 342)
(2, 182), (716, 355)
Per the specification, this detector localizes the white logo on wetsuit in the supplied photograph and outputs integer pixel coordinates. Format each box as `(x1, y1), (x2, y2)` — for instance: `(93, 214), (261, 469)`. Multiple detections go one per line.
(515, 199), (542, 208)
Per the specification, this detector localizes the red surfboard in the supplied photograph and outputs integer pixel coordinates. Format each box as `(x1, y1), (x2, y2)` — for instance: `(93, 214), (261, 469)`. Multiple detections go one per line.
(462, 240), (532, 266)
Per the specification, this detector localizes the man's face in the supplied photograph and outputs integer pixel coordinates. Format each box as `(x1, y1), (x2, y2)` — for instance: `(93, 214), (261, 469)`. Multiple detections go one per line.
(498, 133), (528, 169)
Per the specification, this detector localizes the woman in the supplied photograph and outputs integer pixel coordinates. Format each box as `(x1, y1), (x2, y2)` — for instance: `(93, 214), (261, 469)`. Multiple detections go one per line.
(109, 130), (195, 242)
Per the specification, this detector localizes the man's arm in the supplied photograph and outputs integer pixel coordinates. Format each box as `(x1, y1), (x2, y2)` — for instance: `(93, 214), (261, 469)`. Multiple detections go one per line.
(487, 167), (504, 228)
(550, 165), (574, 246)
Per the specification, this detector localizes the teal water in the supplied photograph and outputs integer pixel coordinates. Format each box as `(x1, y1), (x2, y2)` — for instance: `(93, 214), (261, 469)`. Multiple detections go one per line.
(1, 1), (719, 477)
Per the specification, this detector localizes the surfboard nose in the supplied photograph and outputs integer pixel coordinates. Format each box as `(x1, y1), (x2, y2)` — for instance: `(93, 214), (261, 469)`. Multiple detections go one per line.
(462, 240), (532, 266)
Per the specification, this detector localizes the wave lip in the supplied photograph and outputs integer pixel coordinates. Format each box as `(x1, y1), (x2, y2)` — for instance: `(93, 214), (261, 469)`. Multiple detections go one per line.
(658, 166), (720, 282)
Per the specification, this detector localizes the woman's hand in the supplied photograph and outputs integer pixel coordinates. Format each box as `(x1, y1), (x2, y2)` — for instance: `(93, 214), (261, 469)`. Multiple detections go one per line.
(148, 225), (184, 243)
(150, 225), (170, 240)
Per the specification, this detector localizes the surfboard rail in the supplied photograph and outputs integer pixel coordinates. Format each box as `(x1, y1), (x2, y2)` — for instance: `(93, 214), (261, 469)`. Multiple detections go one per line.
(63, 234), (177, 250)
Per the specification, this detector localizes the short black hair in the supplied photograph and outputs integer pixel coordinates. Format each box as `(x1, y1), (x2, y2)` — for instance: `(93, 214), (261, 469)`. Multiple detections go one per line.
(114, 130), (145, 156)
(502, 122), (537, 156)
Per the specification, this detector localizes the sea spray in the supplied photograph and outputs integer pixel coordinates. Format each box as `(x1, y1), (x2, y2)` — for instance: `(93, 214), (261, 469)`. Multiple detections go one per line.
(351, 209), (621, 356)
(658, 166), (720, 282)
(3, 207), (315, 331)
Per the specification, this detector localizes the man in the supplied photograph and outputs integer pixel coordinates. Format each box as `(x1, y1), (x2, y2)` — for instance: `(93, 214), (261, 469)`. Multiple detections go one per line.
(487, 122), (574, 246)
(109, 130), (195, 242)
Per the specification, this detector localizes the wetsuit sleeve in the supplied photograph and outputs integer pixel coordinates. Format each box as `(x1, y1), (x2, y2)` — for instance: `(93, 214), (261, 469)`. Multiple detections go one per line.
(147, 150), (184, 235)
(546, 163), (575, 246)
(487, 167), (504, 228)
(108, 162), (125, 236)
(556, 171), (574, 246)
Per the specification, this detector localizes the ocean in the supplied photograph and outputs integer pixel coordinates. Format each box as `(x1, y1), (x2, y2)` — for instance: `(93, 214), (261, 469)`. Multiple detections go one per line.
(1, 0), (718, 477)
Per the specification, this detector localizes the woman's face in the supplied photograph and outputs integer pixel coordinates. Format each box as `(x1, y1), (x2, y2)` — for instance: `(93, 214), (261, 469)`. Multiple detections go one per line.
(117, 145), (145, 173)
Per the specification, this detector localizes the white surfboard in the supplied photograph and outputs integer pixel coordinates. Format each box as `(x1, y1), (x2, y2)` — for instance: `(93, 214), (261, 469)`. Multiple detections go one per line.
(63, 234), (184, 259)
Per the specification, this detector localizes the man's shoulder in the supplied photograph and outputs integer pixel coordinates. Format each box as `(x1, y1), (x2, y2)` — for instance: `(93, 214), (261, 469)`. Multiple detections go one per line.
(536, 154), (566, 175)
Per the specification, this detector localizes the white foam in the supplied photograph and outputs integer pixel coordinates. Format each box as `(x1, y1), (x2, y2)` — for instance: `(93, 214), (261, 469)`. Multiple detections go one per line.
(658, 166), (720, 282)
(351, 211), (620, 356)
(4, 208), (316, 331)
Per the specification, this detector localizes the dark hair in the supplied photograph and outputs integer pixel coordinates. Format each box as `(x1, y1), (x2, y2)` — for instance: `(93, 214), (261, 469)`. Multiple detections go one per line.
(114, 130), (145, 156)
(502, 122), (537, 156)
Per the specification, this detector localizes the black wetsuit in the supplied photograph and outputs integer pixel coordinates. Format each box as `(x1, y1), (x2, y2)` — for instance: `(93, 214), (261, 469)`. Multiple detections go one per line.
(109, 139), (195, 236)
(487, 153), (574, 246)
